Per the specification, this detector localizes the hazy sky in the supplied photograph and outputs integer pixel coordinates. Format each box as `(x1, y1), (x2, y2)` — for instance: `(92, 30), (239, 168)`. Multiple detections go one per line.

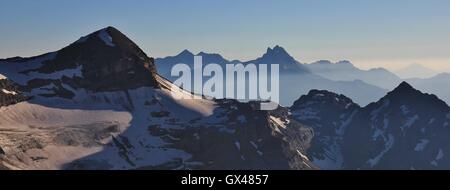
(1, 0), (450, 71)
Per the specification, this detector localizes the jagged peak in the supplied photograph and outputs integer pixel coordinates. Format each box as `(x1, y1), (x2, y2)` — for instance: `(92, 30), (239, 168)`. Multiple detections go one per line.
(266, 45), (288, 55)
(272, 45), (284, 51)
(260, 45), (297, 63)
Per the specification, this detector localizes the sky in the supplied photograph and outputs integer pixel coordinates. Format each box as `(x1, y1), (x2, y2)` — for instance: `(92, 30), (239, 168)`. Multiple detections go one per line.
(1, 0), (450, 71)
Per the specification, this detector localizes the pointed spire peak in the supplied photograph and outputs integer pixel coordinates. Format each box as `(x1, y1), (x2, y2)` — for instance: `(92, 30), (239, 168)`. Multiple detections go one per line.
(177, 49), (194, 57)
(73, 26), (138, 49)
(93, 26), (121, 37)
(388, 81), (419, 96)
(104, 26), (118, 31)
(397, 81), (414, 90)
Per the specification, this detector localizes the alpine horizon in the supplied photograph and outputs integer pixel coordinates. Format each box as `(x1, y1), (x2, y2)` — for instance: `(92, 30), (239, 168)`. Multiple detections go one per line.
(170, 56), (280, 110)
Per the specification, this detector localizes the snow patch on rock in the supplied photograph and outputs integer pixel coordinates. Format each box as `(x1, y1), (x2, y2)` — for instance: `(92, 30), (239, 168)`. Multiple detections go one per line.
(367, 134), (395, 167)
(1, 89), (17, 95)
(98, 29), (115, 47)
(414, 139), (429, 152)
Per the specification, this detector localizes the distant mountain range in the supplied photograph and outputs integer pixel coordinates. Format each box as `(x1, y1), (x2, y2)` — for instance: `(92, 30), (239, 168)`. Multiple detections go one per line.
(156, 46), (387, 106)
(305, 60), (401, 89)
(2, 26), (450, 170)
(156, 47), (450, 107)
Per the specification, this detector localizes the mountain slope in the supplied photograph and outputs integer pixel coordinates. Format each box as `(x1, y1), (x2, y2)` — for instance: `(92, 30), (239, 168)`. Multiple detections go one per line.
(290, 82), (450, 169)
(0, 76), (27, 107)
(343, 82), (450, 169)
(407, 73), (450, 105)
(290, 89), (360, 169)
(0, 27), (314, 170)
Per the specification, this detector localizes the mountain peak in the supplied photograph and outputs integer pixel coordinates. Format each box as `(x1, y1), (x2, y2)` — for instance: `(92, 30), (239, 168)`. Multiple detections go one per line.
(261, 45), (295, 62)
(384, 81), (426, 100)
(381, 81), (450, 110)
(336, 60), (353, 65)
(245, 45), (310, 73)
(394, 81), (415, 92)
(272, 45), (284, 51)
(73, 26), (148, 53)
(177, 49), (194, 57)
(33, 26), (159, 91)
(291, 89), (360, 115)
(266, 45), (288, 55)
(197, 51), (222, 57)
(312, 60), (332, 65)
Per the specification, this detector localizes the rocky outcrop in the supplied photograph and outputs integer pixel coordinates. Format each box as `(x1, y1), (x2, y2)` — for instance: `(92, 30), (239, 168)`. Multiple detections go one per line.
(291, 82), (450, 169)
(0, 79), (27, 107)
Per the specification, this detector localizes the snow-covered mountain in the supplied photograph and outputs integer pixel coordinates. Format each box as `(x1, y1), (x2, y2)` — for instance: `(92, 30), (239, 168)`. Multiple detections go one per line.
(290, 82), (450, 169)
(305, 60), (402, 89)
(0, 27), (314, 170)
(290, 89), (360, 169)
(5, 26), (448, 170)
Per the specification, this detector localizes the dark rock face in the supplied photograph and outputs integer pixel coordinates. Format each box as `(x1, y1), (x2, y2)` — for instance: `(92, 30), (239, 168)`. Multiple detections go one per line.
(67, 99), (315, 170)
(343, 82), (450, 169)
(0, 79), (27, 107)
(21, 26), (159, 92)
(290, 90), (360, 169)
(291, 82), (450, 169)
(0, 146), (5, 155)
